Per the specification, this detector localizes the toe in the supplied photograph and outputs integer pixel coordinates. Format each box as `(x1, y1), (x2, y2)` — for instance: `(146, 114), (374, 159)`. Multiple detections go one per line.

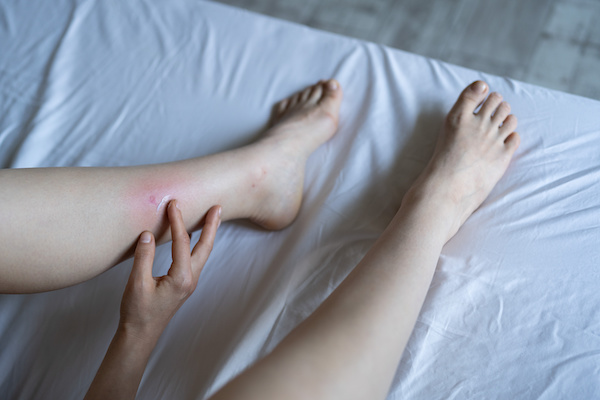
(288, 93), (301, 109)
(300, 87), (312, 103)
(277, 99), (289, 115)
(318, 79), (343, 118)
(325, 79), (340, 93)
(492, 101), (511, 125)
(318, 79), (342, 103)
(449, 81), (489, 117)
(499, 114), (518, 139)
(478, 92), (503, 119)
(308, 83), (323, 104)
(504, 131), (520, 152)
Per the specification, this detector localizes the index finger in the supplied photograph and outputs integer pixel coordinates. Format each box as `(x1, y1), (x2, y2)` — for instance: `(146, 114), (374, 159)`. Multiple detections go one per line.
(191, 205), (221, 278)
(167, 200), (192, 281)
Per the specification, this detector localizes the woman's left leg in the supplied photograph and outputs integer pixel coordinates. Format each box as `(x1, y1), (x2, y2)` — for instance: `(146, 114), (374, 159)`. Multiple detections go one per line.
(0, 80), (343, 293)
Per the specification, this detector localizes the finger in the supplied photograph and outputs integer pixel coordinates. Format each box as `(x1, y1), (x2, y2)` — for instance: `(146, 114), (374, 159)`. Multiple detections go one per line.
(167, 200), (192, 281)
(130, 231), (156, 285)
(191, 205), (221, 278)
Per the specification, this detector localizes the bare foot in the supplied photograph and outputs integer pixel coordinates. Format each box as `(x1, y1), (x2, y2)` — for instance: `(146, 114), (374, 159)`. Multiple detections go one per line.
(267, 79), (342, 152)
(248, 79), (343, 230)
(404, 80), (520, 241)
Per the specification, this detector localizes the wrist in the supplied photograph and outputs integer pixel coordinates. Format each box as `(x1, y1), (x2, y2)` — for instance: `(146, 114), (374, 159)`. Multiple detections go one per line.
(85, 322), (158, 400)
(116, 320), (164, 349)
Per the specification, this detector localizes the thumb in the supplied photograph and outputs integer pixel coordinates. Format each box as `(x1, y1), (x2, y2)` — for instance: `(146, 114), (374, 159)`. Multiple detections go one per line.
(130, 231), (156, 284)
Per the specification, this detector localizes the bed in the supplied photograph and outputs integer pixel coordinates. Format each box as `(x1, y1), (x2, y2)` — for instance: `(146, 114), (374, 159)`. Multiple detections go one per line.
(1, 0), (599, 398)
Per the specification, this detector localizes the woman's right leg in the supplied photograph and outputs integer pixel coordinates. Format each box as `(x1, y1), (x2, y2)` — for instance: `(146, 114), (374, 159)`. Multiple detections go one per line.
(209, 81), (520, 400)
(0, 80), (343, 293)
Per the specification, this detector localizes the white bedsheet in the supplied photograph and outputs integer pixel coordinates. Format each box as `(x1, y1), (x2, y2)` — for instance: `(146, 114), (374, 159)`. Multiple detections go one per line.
(1, 1), (599, 398)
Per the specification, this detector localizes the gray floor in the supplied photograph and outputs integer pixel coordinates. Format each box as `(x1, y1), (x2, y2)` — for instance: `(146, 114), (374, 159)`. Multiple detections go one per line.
(212, 0), (600, 101)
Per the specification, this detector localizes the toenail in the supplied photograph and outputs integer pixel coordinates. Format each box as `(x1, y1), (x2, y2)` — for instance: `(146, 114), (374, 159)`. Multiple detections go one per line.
(472, 81), (486, 93)
(327, 80), (338, 91)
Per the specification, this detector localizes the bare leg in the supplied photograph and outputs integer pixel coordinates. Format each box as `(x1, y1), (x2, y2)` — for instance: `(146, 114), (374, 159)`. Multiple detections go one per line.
(0, 80), (343, 293)
(210, 81), (520, 399)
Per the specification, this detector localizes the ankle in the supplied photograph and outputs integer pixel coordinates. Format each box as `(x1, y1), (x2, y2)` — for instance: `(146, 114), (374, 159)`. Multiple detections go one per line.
(399, 178), (465, 244)
(234, 142), (304, 230)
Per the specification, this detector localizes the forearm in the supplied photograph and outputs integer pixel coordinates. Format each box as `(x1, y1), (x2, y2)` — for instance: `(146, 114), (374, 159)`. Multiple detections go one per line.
(85, 201), (220, 400)
(211, 195), (453, 400)
(85, 325), (159, 400)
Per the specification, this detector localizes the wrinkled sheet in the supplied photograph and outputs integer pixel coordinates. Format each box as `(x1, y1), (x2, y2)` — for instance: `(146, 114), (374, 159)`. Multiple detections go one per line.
(1, 1), (599, 398)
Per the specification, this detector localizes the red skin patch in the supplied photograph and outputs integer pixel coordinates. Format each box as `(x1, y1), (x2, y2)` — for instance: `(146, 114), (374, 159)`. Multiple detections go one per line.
(125, 178), (177, 232)
(123, 168), (199, 236)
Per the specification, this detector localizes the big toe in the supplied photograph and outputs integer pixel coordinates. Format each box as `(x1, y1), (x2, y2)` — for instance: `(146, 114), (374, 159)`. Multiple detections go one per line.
(318, 79), (343, 120)
(449, 80), (489, 116)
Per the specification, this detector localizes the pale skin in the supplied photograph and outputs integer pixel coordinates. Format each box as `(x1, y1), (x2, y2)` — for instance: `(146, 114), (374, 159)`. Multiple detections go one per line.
(1, 79), (519, 399)
(0, 80), (342, 293)
(85, 201), (221, 400)
(210, 80), (519, 399)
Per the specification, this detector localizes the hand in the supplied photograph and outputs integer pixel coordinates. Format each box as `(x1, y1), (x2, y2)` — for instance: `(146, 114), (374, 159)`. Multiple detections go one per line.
(119, 200), (221, 342)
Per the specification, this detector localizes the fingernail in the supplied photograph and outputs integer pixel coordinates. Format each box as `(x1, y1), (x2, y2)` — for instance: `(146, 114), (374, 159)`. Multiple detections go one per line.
(327, 80), (338, 91)
(472, 81), (486, 93)
(217, 220), (222, 228)
(140, 231), (152, 243)
(218, 206), (222, 217)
